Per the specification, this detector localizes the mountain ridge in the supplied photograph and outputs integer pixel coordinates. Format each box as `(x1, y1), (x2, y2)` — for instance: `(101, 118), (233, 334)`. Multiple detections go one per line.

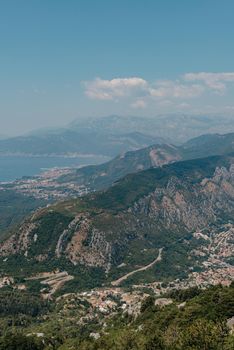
(0, 128), (166, 157)
(1, 153), (234, 292)
(3, 113), (234, 156)
(56, 132), (234, 192)
(2, 132), (234, 246)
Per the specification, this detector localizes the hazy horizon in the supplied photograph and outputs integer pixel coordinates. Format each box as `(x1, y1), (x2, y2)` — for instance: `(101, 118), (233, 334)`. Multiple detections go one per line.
(3, 112), (234, 138)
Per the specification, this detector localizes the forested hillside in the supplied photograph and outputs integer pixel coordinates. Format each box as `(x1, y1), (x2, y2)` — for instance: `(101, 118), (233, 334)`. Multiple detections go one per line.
(0, 284), (233, 349)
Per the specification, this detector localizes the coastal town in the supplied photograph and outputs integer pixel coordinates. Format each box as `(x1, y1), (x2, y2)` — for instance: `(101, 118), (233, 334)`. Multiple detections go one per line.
(0, 167), (89, 200)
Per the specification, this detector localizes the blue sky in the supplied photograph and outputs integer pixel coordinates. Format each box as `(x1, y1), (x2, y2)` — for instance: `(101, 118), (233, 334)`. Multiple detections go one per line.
(1, 0), (234, 135)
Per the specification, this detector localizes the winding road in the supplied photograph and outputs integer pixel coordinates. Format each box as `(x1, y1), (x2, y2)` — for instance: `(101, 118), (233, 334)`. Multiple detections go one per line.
(111, 248), (163, 286)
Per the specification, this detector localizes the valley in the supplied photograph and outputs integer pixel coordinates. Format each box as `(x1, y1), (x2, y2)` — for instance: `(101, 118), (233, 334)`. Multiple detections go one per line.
(0, 130), (234, 349)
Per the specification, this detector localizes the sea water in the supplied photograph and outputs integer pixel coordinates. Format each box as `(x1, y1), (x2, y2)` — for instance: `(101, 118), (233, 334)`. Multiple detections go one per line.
(0, 155), (109, 182)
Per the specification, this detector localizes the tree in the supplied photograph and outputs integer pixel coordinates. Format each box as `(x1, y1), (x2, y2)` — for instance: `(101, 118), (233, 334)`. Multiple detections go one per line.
(0, 333), (44, 350)
(180, 319), (228, 350)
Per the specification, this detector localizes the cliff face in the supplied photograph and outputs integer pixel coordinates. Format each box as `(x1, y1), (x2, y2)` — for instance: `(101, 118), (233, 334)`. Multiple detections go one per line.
(1, 155), (234, 285)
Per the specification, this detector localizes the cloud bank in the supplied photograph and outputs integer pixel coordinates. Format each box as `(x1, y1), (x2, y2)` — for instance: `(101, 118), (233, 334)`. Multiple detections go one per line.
(84, 72), (234, 109)
(84, 77), (148, 100)
(184, 72), (234, 93)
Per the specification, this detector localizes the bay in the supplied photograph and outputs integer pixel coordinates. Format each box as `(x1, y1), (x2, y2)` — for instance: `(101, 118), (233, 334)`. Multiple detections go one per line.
(0, 155), (109, 182)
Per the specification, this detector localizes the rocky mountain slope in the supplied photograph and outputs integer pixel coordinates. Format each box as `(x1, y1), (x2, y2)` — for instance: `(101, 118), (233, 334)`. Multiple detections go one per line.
(182, 132), (234, 159)
(56, 132), (234, 191)
(3, 133), (234, 200)
(1, 132), (234, 248)
(57, 143), (181, 191)
(1, 154), (234, 291)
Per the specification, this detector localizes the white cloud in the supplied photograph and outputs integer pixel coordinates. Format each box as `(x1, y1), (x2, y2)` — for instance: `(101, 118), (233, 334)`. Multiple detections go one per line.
(149, 80), (204, 99)
(83, 72), (234, 107)
(184, 72), (234, 93)
(131, 99), (146, 109)
(84, 77), (148, 100)
(84, 76), (204, 102)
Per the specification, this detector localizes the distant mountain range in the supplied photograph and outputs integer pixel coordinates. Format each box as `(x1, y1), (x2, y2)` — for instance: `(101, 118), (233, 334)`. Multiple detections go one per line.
(70, 114), (234, 143)
(0, 130), (165, 157)
(2, 114), (234, 157)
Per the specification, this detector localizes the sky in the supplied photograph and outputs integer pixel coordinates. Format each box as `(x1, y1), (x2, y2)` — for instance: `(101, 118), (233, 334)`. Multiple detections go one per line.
(0, 0), (234, 135)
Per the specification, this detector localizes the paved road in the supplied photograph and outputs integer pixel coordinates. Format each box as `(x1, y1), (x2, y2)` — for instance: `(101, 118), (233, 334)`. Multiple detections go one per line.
(111, 248), (163, 286)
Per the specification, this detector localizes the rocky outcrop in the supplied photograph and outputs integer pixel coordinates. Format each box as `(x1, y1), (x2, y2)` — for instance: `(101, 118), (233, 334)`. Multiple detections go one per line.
(65, 216), (112, 271)
(0, 221), (37, 257)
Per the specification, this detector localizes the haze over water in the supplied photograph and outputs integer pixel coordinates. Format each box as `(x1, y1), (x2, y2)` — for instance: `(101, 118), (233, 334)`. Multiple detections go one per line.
(0, 155), (109, 182)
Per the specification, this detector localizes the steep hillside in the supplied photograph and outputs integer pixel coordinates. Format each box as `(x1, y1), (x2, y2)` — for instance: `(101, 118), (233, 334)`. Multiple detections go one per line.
(3, 132), (233, 246)
(2, 133), (234, 202)
(182, 132), (234, 159)
(56, 132), (234, 192)
(0, 284), (233, 349)
(0, 154), (234, 291)
(0, 190), (46, 241)
(57, 143), (181, 190)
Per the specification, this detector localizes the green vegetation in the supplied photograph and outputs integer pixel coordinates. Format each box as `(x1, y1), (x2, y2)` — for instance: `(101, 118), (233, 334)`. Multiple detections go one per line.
(29, 212), (72, 257)
(0, 290), (50, 332)
(0, 290), (49, 318)
(58, 284), (234, 349)
(182, 132), (234, 160)
(57, 143), (180, 191)
(57, 132), (234, 194)
(1, 154), (233, 290)
(0, 190), (46, 241)
(0, 284), (233, 349)
(0, 333), (44, 350)
(85, 155), (226, 211)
